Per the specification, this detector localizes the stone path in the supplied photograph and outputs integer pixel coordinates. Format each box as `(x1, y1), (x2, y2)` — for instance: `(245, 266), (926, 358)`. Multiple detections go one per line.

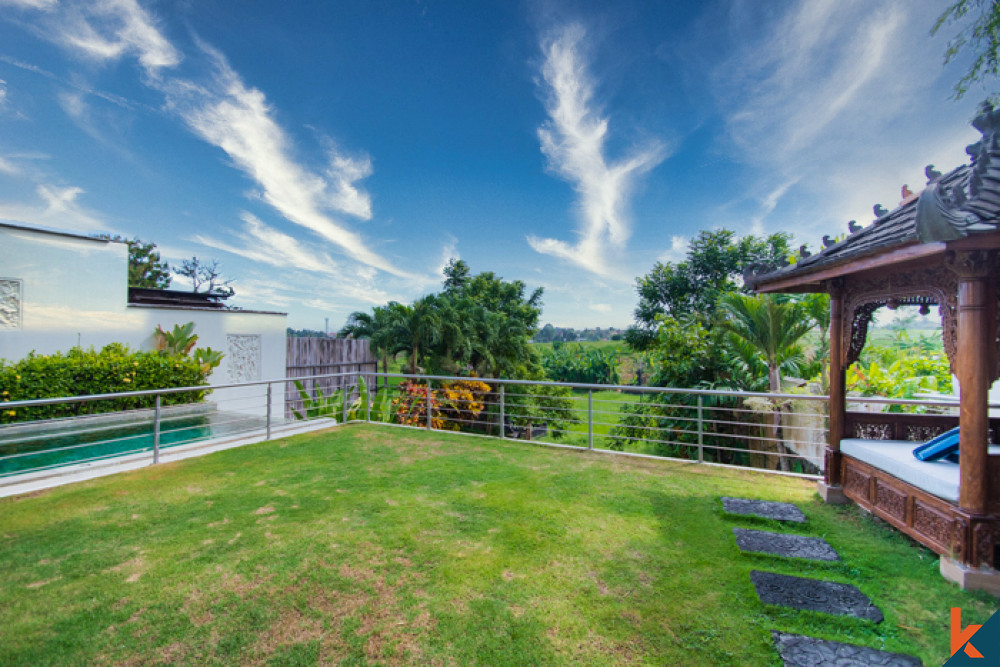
(772, 632), (922, 666)
(734, 528), (840, 561)
(750, 571), (884, 622)
(721, 497), (806, 523)
(722, 497), (922, 666)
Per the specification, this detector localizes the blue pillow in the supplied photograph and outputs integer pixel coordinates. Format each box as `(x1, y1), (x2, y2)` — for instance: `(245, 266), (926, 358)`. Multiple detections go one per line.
(913, 426), (960, 462)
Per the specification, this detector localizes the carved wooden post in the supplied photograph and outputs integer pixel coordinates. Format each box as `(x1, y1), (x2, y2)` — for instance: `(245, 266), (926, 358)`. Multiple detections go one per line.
(949, 250), (997, 516)
(821, 281), (847, 503)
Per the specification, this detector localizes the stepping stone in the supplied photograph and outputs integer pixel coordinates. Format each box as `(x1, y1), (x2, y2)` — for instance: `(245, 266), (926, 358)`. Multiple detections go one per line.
(772, 632), (922, 666)
(734, 528), (840, 561)
(722, 497), (806, 523)
(750, 571), (883, 622)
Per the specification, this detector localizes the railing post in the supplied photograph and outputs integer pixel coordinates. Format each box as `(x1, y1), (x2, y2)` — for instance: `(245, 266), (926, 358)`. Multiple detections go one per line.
(697, 395), (704, 463)
(266, 382), (272, 440)
(365, 374), (371, 423)
(588, 389), (594, 450)
(342, 377), (348, 424)
(499, 384), (505, 439)
(426, 379), (433, 430)
(153, 395), (161, 465)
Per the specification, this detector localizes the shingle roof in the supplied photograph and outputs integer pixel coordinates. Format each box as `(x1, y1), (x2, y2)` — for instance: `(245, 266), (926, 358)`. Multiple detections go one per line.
(745, 165), (970, 290)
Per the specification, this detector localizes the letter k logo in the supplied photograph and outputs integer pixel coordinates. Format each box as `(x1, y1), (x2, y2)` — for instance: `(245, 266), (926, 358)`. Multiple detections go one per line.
(952, 608), (984, 659)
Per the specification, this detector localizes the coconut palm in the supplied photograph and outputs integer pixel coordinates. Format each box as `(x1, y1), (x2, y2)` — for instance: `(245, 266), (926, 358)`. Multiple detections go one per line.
(718, 293), (813, 471)
(341, 303), (407, 386)
(393, 295), (443, 375)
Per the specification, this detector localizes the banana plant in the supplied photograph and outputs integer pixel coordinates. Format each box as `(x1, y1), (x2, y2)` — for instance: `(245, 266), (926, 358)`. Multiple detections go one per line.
(291, 380), (344, 421)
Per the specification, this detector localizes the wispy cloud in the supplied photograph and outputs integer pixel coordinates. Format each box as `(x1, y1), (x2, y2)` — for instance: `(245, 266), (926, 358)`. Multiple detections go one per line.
(0, 183), (110, 231)
(528, 23), (666, 277)
(7, 0), (415, 279)
(708, 0), (979, 237)
(657, 235), (689, 264)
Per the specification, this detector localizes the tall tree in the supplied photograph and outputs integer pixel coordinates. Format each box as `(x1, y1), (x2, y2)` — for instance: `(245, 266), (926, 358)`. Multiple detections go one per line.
(393, 295), (443, 375)
(176, 257), (235, 297)
(717, 293), (813, 471)
(94, 235), (171, 289)
(628, 229), (792, 349)
(933, 0), (1000, 100)
(341, 302), (407, 379)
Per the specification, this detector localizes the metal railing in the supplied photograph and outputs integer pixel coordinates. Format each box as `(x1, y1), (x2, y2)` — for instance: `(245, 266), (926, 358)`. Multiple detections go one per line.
(1, 370), (987, 482)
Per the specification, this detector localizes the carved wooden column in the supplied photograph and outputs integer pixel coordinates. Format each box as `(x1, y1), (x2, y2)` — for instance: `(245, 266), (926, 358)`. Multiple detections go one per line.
(820, 281), (848, 503)
(948, 250), (998, 515)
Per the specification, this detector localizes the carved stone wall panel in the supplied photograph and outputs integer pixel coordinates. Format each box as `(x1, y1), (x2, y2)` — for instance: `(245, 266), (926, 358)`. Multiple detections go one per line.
(841, 268), (958, 373)
(874, 481), (907, 523)
(227, 334), (261, 383)
(0, 279), (22, 329)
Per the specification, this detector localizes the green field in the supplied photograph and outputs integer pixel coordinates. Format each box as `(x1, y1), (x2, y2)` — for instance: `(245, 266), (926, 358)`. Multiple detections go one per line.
(0, 424), (993, 665)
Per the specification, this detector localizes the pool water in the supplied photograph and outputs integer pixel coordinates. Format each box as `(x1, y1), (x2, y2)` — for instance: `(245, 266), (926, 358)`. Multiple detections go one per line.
(0, 412), (267, 476)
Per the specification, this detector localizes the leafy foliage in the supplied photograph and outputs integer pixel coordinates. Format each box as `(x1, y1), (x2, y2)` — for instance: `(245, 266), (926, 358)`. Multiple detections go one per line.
(94, 235), (172, 289)
(0, 344), (208, 424)
(175, 257), (235, 297)
(151, 322), (224, 374)
(539, 343), (621, 385)
(390, 379), (492, 431)
(848, 332), (953, 408)
(933, 0), (1000, 100)
(627, 229), (792, 349)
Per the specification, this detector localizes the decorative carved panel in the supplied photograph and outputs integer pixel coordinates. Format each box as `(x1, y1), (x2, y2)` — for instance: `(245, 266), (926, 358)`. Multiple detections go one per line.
(973, 521), (1000, 569)
(852, 422), (891, 440)
(227, 334), (261, 383)
(913, 501), (958, 553)
(841, 267), (959, 373)
(843, 467), (871, 501)
(0, 279), (22, 329)
(875, 481), (907, 522)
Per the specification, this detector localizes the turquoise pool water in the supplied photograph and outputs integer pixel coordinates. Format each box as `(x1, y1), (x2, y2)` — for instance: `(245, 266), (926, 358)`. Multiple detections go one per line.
(0, 412), (267, 476)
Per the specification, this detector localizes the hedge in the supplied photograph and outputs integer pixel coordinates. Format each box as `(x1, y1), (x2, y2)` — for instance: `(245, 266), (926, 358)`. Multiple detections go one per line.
(0, 343), (209, 424)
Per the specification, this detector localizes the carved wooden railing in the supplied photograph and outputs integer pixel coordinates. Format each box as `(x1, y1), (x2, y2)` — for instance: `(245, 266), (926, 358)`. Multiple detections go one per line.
(844, 411), (1000, 444)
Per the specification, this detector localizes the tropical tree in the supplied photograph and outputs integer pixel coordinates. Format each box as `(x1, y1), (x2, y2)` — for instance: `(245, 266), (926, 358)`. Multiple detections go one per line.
(933, 0), (1000, 101)
(94, 235), (172, 289)
(717, 293), (813, 471)
(341, 302), (408, 380)
(627, 229), (792, 349)
(393, 295), (443, 375)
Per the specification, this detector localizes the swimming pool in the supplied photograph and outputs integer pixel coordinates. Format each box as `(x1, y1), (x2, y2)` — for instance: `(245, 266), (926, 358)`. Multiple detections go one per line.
(0, 410), (268, 476)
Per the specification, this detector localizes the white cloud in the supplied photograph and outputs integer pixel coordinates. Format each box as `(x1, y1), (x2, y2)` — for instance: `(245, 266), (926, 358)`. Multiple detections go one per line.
(708, 0), (980, 239)
(0, 79), (6, 107)
(0, 0), (58, 9)
(588, 303), (612, 313)
(8, 0), (412, 279)
(0, 183), (110, 231)
(158, 44), (412, 278)
(44, 0), (181, 75)
(528, 23), (666, 277)
(657, 235), (689, 264)
(192, 212), (340, 276)
(436, 234), (459, 278)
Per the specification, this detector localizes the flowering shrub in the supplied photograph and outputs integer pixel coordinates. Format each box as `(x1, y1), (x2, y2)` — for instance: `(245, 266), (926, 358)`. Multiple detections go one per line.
(392, 379), (492, 431)
(0, 344), (208, 424)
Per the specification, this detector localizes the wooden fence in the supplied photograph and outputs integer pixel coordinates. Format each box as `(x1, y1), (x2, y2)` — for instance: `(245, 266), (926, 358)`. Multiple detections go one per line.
(285, 337), (377, 419)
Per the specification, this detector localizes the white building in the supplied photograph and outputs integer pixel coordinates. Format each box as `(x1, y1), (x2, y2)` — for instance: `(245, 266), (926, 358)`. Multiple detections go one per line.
(0, 221), (286, 416)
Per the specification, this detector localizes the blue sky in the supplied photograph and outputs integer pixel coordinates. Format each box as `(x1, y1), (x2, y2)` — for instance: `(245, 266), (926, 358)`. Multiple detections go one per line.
(0, 0), (988, 329)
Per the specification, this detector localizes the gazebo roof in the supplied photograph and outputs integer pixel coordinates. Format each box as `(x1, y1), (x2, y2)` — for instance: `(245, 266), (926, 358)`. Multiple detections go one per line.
(747, 104), (1000, 293)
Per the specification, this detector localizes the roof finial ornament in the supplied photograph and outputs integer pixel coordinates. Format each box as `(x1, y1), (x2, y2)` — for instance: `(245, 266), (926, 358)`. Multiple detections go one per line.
(925, 165), (942, 183)
(902, 184), (915, 199)
(873, 204), (889, 218)
(848, 220), (862, 234)
(799, 244), (811, 258)
(822, 235), (836, 248)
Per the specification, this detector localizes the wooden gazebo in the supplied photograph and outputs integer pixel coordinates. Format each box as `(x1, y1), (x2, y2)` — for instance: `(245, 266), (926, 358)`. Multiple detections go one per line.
(748, 105), (1000, 592)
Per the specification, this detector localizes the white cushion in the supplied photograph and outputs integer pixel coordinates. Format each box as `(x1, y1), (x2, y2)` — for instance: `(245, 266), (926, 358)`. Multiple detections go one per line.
(841, 438), (959, 502)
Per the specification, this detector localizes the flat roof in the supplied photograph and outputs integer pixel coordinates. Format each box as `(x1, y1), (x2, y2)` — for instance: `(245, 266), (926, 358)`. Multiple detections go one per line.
(0, 219), (118, 243)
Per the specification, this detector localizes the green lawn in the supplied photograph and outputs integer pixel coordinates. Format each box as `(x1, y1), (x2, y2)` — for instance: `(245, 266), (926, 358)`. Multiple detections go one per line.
(0, 424), (993, 665)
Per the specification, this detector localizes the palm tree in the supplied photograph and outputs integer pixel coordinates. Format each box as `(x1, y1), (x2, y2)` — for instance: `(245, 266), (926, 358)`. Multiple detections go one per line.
(393, 295), (443, 375)
(718, 293), (813, 471)
(341, 303), (407, 388)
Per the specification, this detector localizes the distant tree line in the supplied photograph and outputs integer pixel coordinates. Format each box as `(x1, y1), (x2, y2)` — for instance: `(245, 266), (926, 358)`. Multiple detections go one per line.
(533, 325), (625, 343)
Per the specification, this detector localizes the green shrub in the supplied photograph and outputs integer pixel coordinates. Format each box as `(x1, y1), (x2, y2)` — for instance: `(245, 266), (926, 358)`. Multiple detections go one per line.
(539, 343), (621, 385)
(0, 344), (208, 424)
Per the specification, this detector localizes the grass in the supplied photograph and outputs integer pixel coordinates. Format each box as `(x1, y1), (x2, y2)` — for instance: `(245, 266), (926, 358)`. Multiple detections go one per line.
(1, 424), (994, 665)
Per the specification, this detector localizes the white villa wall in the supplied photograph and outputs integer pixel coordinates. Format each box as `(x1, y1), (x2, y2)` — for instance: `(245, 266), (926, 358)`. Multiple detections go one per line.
(0, 223), (287, 418)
